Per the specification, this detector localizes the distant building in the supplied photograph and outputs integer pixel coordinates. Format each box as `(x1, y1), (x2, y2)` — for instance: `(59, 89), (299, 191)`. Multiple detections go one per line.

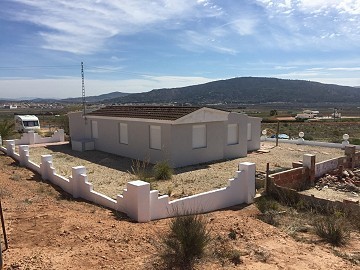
(295, 109), (319, 120)
(3, 104), (18, 109)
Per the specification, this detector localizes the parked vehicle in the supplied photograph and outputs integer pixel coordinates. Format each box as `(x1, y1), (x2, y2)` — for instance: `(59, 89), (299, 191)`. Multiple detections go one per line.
(14, 115), (40, 132)
(270, 133), (290, 139)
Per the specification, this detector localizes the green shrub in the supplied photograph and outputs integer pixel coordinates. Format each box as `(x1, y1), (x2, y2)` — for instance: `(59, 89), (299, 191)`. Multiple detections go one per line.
(0, 119), (15, 141)
(350, 138), (360, 145)
(228, 229), (237, 240)
(255, 196), (279, 213)
(314, 215), (350, 246)
(159, 214), (211, 269)
(153, 160), (173, 180)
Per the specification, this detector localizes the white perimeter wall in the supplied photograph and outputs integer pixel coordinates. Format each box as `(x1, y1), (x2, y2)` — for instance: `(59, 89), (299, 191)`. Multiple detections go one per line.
(11, 130), (65, 145)
(261, 137), (360, 150)
(1, 140), (256, 222)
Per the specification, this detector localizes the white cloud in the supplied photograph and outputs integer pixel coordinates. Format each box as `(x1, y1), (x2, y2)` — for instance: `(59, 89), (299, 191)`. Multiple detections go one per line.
(328, 67), (360, 71)
(177, 30), (237, 54)
(7, 0), (221, 54)
(254, 0), (360, 49)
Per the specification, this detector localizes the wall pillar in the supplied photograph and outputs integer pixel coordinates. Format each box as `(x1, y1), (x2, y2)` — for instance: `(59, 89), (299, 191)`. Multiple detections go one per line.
(71, 166), (87, 198)
(303, 154), (315, 186)
(56, 129), (65, 142)
(125, 180), (150, 222)
(28, 131), (35, 145)
(40, 155), (53, 180)
(239, 162), (256, 204)
(19, 145), (29, 166)
(345, 145), (356, 169)
(5, 140), (15, 157)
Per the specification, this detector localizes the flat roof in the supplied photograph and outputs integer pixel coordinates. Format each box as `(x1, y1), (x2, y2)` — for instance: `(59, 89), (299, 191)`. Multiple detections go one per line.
(86, 106), (202, 121)
(16, 115), (39, 121)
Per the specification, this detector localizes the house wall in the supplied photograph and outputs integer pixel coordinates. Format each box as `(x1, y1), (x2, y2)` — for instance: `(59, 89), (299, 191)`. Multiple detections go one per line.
(170, 121), (225, 167)
(91, 118), (172, 164)
(247, 116), (261, 152)
(68, 112), (92, 140)
(223, 112), (248, 159)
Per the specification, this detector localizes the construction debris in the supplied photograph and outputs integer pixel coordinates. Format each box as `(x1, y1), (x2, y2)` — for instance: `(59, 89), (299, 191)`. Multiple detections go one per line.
(315, 167), (360, 194)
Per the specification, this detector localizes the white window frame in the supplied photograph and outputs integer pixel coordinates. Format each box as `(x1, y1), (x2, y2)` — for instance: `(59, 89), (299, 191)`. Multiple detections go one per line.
(91, 120), (98, 139)
(149, 125), (161, 150)
(119, 123), (128, 145)
(192, 124), (207, 149)
(247, 123), (252, 141)
(227, 124), (239, 145)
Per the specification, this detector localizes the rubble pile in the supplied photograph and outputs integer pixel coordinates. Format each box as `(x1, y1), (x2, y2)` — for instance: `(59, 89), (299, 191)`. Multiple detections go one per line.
(315, 167), (360, 194)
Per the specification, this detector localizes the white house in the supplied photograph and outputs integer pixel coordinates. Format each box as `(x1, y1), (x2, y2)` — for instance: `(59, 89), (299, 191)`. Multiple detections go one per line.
(68, 106), (261, 168)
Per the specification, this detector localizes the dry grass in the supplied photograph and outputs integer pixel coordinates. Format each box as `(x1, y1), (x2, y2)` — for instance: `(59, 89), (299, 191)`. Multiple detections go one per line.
(25, 141), (344, 199)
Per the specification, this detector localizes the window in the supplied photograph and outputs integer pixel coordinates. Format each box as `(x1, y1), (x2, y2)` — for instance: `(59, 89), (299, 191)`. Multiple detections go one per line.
(227, 124), (238, 145)
(192, 124), (206, 149)
(119, 123), (128, 144)
(91, 120), (98, 139)
(149, 125), (161, 150)
(247, 123), (252, 141)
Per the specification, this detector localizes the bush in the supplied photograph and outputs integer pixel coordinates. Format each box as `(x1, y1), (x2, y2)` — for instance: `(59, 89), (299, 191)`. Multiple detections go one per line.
(350, 138), (360, 145)
(0, 119), (15, 140)
(130, 158), (152, 181)
(314, 215), (350, 246)
(159, 214), (211, 269)
(153, 160), (173, 180)
(255, 196), (279, 213)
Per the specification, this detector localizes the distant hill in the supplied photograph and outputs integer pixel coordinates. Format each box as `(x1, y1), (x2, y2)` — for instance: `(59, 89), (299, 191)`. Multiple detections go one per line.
(108, 77), (360, 105)
(62, 91), (130, 103)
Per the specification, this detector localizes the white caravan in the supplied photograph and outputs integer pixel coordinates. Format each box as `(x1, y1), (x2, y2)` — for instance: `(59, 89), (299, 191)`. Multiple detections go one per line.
(15, 115), (41, 132)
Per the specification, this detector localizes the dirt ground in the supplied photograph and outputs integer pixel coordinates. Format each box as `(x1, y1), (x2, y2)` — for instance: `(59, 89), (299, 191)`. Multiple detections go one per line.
(25, 141), (344, 199)
(0, 152), (359, 269)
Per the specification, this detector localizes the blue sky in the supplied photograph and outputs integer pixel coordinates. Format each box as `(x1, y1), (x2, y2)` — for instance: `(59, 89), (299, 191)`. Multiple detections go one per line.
(1, 0), (360, 99)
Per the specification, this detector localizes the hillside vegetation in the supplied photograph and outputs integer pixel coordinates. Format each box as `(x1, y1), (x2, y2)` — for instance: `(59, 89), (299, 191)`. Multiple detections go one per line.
(109, 77), (360, 105)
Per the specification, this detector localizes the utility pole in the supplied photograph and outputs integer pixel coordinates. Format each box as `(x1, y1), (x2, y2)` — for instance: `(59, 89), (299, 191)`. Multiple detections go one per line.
(81, 62), (86, 116)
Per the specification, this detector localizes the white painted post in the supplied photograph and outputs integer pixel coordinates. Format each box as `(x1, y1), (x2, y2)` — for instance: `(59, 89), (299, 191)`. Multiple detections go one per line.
(55, 129), (65, 142)
(28, 131), (35, 145)
(19, 145), (29, 166)
(5, 140), (15, 156)
(125, 180), (151, 222)
(40, 155), (53, 180)
(297, 132), (305, 144)
(71, 166), (87, 198)
(239, 162), (256, 204)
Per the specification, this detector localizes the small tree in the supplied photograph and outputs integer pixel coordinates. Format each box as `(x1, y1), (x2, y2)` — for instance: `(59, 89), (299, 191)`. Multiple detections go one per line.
(0, 119), (15, 141)
(55, 115), (69, 134)
(269, 109), (278, 116)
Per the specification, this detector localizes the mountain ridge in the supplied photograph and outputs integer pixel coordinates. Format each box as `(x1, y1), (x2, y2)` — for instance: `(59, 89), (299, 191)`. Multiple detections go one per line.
(108, 77), (360, 105)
